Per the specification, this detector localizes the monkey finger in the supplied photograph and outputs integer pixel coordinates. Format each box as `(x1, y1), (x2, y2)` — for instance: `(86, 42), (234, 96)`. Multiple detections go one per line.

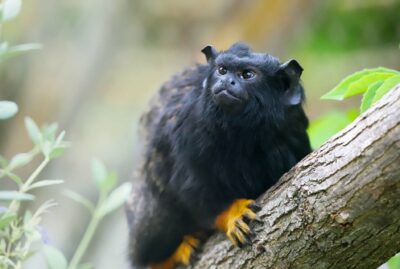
(243, 210), (257, 220)
(248, 202), (262, 212)
(235, 219), (251, 234)
(228, 232), (241, 247)
(229, 226), (247, 247)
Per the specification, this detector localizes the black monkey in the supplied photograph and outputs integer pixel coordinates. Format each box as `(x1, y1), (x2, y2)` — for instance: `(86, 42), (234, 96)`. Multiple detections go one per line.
(126, 43), (311, 269)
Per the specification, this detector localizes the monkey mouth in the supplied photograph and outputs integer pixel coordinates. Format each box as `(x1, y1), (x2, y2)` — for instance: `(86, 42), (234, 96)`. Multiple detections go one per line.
(214, 89), (243, 108)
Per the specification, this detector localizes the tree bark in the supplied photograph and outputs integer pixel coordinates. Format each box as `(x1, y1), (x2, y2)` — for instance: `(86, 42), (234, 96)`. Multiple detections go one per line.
(188, 85), (400, 269)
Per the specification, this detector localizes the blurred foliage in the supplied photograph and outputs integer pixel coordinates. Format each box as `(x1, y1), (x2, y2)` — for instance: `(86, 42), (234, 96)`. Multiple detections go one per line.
(322, 67), (400, 110)
(0, 1), (131, 268)
(308, 65), (399, 149)
(0, 117), (68, 269)
(307, 109), (358, 149)
(63, 160), (131, 269)
(388, 254), (400, 269)
(301, 1), (400, 54)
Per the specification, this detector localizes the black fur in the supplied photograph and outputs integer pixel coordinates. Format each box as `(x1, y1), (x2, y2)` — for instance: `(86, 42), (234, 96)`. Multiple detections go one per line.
(126, 43), (311, 268)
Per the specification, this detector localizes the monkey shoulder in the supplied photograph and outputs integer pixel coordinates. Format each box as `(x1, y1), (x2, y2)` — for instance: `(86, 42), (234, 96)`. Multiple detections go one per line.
(139, 64), (208, 141)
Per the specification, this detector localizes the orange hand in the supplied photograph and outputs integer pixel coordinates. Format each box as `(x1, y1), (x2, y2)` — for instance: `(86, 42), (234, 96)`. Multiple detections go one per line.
(215, 199), (261, 247)
(150, 235), (199, 269)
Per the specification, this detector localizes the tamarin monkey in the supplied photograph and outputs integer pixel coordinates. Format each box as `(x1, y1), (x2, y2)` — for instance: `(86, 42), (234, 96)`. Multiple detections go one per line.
(125, 43), (311, 269)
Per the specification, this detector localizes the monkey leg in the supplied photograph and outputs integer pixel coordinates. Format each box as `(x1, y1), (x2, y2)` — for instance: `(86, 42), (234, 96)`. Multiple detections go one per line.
(150, 235), (200, 269)
(126, 182), (200, 268)
(215, 199), (261, 247)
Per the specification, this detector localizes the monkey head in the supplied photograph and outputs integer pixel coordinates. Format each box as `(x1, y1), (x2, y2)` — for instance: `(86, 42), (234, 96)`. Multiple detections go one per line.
(201, 43), (304, 122)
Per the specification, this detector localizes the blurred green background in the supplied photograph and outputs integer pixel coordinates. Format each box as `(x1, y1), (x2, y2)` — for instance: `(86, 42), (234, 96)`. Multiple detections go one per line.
(0, 0), (399, 268)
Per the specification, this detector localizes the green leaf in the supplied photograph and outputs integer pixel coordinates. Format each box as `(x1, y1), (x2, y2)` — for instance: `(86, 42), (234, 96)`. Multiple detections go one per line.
(27, 179), (64, 191)
(321, 67), (399, 100)
(4, 170), (23, 186)
(42, 123), (59, 142)
(0, 256), (15, 267)
(91, 159), (108, 192)
(43, 245), (67, 269)
(344, 72), (396, 98)
(77, 264), (94, 269)
(49, 147), (66, 159)
(99, 182), (132, 217)
(49, 142), (70, 160)
(23, 210), (32, 226)
(360, 81), (384, 113)
(372, 75), (400, 104)
(63, 190), (94, 212)
(0, 191), (35, 201)
(0, 213), (16, 229)
(0, 101), (18, 119)
(9, 152), (34, 170)
(388, 254), (400, 269)
(104, 172), (117, 194)
(55, 130), (66, 145)
(1, 0), (22, 22)
(25, 117), (42, 146)
(0, 43), (42, 62)
(307, 109), (358, 149)
(41, 141), (52, 158)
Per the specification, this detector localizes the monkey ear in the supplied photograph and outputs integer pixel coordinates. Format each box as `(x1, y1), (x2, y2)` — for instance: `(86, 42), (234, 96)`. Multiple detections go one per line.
(201, 45), (218, 63)
(278, 59), (304, 105)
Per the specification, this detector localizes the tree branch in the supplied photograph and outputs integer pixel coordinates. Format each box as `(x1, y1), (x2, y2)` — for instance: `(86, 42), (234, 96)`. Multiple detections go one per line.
(188, 85), (400, 269)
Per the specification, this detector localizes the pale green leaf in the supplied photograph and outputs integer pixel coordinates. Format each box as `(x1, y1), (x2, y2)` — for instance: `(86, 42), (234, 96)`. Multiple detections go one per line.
(41, 141), (52, 158)
(0, 43), (42, 62)
(49, 148), (65, 159)
(344, 72), (396, 98)
(0, 101), (18, 119)
(9, 152), (34, 170)
(0, 213), (16, 229)
(4, 170), (23, 185)
(77, 263), (93, 269)
(49, 145), (68, 160)
(103, 172), (117, 194)
(1, 0), (22, 22)
(63, 190), (94, 212)
(43, 245), (67, 269)
(360, 81), (384, 113)
(55, 130), (66, 145)
(321, 67), (399, 100)
(25, 117), (42, 145)
(33, 200), (57, 219)
(99, 182), (132, 217)
(91, 158), (107, 192)
(0, 256), (15, 267)
(27, 179), (64, 191)
(23, 210), (32, 226)
(372, 75), (400, 104)
(42, 122), (58, 142)
(0, 191), (34, 201)
(91, 159), (117, 194)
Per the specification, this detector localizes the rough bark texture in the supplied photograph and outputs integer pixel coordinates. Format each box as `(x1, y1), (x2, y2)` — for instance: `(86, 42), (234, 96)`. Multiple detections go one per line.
(188, 85), (400, 269)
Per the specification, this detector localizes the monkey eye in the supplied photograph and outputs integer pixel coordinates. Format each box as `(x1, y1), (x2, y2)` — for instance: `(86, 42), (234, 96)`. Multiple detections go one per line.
(217, 66), (227, 75)
(241, 70), (256, 80)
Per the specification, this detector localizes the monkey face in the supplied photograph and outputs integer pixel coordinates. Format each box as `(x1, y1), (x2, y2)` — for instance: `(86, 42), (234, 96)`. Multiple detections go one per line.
(208, 61), (258, 113)
(202, 43), (304, 118)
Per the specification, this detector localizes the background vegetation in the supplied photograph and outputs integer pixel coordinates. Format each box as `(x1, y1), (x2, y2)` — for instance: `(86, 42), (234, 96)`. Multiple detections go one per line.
(0, 0), (399, 268)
